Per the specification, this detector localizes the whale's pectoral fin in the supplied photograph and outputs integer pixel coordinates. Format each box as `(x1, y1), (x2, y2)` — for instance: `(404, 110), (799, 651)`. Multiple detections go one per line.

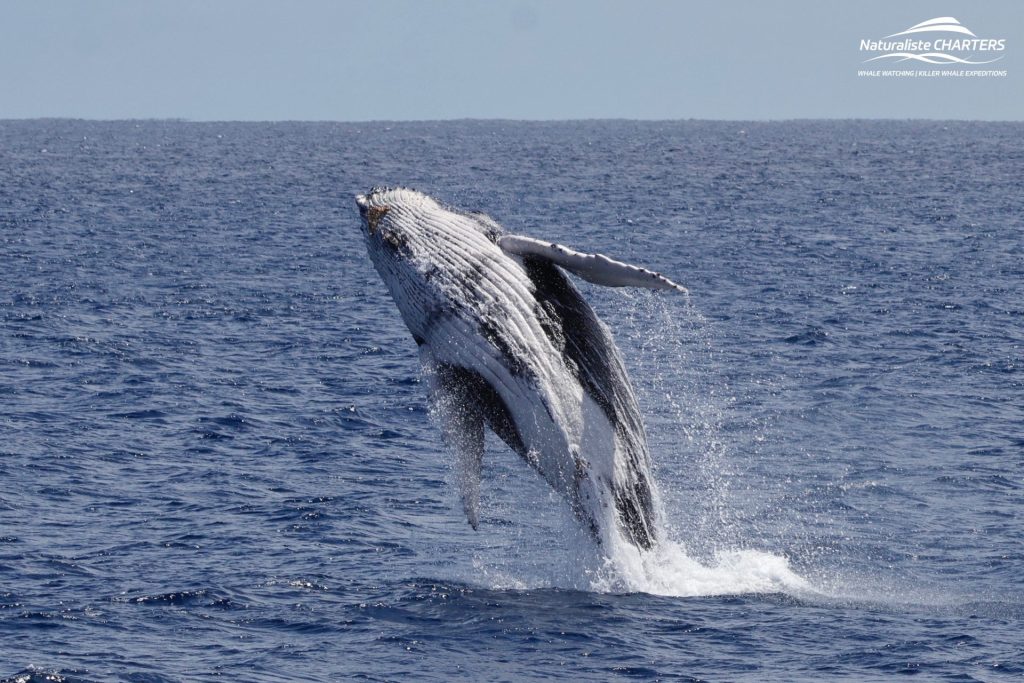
(498, 234), (688, 293)
(422, 356), (485, 531)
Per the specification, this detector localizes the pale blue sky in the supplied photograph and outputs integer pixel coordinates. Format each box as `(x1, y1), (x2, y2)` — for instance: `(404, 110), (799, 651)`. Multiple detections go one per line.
(1, 0), (1021, 120)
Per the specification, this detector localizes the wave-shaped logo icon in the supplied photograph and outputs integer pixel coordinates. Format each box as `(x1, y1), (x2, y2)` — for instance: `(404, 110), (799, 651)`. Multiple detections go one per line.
(884, 17), (976, 39)
(861, 16), (1005, 66)
(864, 52), (1001, 65)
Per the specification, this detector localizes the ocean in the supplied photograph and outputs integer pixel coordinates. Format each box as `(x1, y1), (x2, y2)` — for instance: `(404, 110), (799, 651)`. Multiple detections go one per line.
(1, 119), (1022, 681)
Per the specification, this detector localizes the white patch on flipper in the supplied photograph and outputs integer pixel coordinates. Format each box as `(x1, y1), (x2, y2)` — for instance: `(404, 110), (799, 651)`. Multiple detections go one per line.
(498, 234), (688, 294)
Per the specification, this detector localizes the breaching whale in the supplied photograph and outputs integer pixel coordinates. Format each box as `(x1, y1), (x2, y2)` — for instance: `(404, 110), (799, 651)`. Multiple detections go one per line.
(356, 187), (687, 550)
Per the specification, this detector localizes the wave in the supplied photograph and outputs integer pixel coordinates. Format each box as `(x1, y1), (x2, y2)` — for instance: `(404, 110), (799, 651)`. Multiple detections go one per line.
(884, 17), (976, 39)
(864, 52), (1003, 65)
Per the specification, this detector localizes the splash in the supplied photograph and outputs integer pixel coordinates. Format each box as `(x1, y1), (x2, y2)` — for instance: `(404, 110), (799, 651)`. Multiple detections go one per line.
(601, 289), (813, 596)
(591, 535), (811, 597)
(457, 288), (817, 598)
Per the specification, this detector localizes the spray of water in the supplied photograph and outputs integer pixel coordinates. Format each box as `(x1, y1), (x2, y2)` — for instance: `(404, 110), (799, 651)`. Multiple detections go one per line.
(582, 289), (812, 596)
(450, 289), (1003, 614)
(452, 288), (815, 597)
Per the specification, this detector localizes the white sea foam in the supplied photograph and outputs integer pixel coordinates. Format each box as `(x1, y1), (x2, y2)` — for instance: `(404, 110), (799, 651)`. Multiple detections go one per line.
(460, 518), (813, 597)
(590, 531), (812, 596)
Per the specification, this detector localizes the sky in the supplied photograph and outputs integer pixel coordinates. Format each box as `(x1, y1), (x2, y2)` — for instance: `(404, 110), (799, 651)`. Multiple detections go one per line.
(1, 0), (1021, 120)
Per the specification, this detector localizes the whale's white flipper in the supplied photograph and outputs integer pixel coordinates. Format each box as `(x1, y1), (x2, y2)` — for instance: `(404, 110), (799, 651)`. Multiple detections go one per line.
(498, 234), (688, 293)
(422, 353), (484, 530)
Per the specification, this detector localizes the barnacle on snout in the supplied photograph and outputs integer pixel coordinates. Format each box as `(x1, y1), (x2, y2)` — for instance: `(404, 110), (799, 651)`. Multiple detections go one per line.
(366, 205), (390, 234)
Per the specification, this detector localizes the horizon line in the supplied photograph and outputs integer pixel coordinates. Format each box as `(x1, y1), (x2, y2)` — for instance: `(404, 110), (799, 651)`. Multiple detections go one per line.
(2, 116), (1022, 124)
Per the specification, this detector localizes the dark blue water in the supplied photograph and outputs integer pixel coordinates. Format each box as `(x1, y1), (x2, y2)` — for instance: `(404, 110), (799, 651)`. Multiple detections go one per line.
(1, 120), (1022, 681)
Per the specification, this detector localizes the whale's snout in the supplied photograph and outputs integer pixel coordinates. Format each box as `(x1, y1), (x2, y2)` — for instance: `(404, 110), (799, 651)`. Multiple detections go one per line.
(355, 192), (391, 236)
(355, 194), (369, 223)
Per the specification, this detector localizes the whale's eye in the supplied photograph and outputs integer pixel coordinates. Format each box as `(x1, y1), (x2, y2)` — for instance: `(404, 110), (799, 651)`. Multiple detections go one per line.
(366, 206), (390, 234)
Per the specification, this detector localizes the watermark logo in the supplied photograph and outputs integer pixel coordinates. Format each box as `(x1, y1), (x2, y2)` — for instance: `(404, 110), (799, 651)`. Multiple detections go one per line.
(858, 17), (1007, 78)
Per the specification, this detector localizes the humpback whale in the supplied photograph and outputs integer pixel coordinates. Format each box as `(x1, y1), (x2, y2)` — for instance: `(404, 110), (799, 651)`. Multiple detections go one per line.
(356, 187), (687, 550)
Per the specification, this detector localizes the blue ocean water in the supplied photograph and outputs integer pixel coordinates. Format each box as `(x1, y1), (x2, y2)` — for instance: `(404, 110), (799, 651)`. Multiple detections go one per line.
(1, 119), (1022, 681)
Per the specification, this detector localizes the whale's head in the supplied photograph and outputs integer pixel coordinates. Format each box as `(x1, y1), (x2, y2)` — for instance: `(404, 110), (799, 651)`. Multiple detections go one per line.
(355, 186), (440, 287)
(356, 186), (434, 251)
(355, 185), (504, 268)
(356, 186), (506, 338)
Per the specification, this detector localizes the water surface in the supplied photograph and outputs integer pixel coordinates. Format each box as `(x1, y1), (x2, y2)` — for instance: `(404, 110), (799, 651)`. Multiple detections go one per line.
(1, 120), (1022, 681)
